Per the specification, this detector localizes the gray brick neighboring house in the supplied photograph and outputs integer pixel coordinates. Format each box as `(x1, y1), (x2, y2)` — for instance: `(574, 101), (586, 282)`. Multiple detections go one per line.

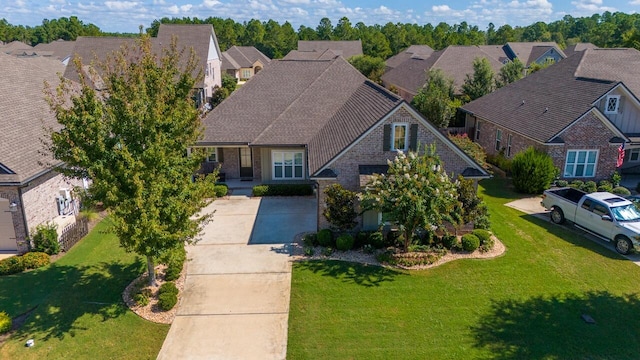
(461, 48), (640, 182)
(198, 54), (489, 230)
(0, 54), (84, 253)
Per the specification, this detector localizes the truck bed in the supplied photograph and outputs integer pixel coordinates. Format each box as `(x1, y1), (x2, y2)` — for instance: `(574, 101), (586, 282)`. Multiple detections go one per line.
(545, 187), (586, 204)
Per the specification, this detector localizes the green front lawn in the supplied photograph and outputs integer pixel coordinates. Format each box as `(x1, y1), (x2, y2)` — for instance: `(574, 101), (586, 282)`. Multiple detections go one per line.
(287, 178), (640, 359)
(0, 218), (168, 359)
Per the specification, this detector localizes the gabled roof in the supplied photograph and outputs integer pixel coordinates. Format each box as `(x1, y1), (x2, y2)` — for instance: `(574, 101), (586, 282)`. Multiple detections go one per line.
(461, 50), (619, 143)
(504, 42), (566, 66)
(574, 48), (640, 96)
(200, 56), (403, 175)
(65, 25), (219, 88)
(0, 41), (32, 53)
(381, 45), (504, 96)
(564, 42), (597, 57)
(297, 40), (363, 59)
(282, 49), (341, 60)
(33, 40), (76, 61)
(477, 45), (510, 63)
(0, 54), (66, 185)
(385, 45), (434, 69)
(221, 46), (270, 70)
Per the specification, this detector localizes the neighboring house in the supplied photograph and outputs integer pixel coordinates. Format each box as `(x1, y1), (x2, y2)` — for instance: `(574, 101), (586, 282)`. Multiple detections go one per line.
(564, 42), (598, 57)
(0, 41), (32, 54)
(381, 45), (504, 102)
(221, 46), (270, 83)
(0, 54), (84, 253)
(461, 48), (640, 181)
(503, 42), (566, 67)
(65, 24), (222, 107)
(34, 39), (77, 65)
(295, 40), (363, 59)
(198, 54), (489, 230)
(385, 45), (434, 70)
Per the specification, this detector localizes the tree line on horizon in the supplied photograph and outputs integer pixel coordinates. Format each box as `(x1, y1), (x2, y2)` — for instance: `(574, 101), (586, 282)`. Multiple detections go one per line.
(2, 12), (640, 59)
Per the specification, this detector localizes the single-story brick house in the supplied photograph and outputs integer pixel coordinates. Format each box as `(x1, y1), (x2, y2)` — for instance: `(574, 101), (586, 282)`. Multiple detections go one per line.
(0, 54), (84, 253)
(198, 54), (489, 230)
(461, 48), (640, 181)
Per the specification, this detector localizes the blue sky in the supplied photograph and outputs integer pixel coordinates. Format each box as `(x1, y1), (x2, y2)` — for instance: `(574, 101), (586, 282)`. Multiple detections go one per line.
(2, 0), (637, 33)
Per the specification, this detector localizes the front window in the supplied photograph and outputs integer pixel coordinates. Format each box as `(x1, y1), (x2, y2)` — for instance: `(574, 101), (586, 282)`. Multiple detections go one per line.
(495, 129), (502, 151)
(272, 151), (304, 180)
(392, 123), (408, 151)
(507, 134), (512, 157)
(202, 147), (217, 162)
(475, 121), (480, 140)
(629, 148), (640, 162)
(564, 150), (598, 177)
(605, 95), (620, 114)
(241, 69), (251, 79)
(611, 204), (640, 222)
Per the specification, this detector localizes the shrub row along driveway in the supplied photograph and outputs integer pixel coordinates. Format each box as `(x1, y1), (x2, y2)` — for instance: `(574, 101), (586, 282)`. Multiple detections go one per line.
(157, 196), (316, 360)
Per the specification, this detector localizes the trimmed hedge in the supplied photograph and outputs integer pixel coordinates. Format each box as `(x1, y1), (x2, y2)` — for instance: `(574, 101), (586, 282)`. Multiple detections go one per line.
(252, 184), (313, 197)
(461, 234), (480, 252)
(336, 234), (355, 251)
(158, 292), (178, 311)
(22, 252), (50, 270)
(0, 311), (11, 334)
(471, 229), (491, 244)
(213, 184), (229, 197)
(159, 282), (179, 296)
(0, 257), (25, 276)
(317, 229), (334, 247)
(612, 186), (631, 196)
(31, 222), (60, 255)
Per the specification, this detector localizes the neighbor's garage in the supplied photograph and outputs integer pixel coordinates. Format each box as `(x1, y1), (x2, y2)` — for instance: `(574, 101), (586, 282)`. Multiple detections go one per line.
(0, 198), (17, 251)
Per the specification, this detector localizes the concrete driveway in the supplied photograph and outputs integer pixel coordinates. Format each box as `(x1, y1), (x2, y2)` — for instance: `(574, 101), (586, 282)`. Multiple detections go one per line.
(157, 195), (316, 360)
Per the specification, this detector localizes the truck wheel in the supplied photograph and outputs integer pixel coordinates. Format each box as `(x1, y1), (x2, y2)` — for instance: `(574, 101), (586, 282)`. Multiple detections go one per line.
(615, 236), (632, 255)
(550, 207), (565, 224)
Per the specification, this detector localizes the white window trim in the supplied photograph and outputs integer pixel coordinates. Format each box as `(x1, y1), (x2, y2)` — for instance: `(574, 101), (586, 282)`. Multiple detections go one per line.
(391, 123), (409, 151)
(206, 147), (218, 162)
(495, 129), (502, 152)
(241, 68), (251, 79)
(629, 148), (640, 162)
(605, 95), (620, 114)
(271, 150), (305, 180)
(507, 134), (512, 157)
(564, 149), (599, 178)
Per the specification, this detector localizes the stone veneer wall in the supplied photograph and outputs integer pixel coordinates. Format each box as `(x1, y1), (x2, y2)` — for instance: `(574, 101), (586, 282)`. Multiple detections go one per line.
(0, 186), (27, 252)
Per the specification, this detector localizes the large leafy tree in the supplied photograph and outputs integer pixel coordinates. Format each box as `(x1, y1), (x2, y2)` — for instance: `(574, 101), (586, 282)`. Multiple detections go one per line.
(462, 57), (496, 101)
(411, 69), (462, 128)
(359, 146), (459, 252)
(348, 55), (386, 83)
(45, 36), (214, 284)
(496, 58), (525, 88)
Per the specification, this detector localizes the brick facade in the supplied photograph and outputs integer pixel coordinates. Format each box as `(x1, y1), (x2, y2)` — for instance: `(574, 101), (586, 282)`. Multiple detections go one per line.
(474, 110), (619, 182)
(1, 171), (83, 253)
(219, 148), (240, 179)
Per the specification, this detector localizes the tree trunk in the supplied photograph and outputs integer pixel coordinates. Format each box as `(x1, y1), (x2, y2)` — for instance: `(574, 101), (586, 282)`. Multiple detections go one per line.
(147, 255), (157, 286)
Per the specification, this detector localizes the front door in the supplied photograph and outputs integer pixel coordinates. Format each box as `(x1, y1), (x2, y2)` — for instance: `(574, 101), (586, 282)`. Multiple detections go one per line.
(239, 148), (253, 179)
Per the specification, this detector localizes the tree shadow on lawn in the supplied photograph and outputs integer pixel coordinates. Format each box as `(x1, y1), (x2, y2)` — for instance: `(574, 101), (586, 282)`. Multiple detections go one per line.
(479, 178), (520, 200)
(519, 213), (626, 261)
(471, 291), (640, 359)
(295, 260), (405, 288)
(0, 258), (144, 342)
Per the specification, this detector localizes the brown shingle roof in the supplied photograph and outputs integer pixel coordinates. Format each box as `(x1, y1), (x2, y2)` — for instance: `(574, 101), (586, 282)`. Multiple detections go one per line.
(574, 48), (640, 96)
(63, 37), (137, 85)
(297, 40), (363, 59)
(33, 40), (76, 61)
(0, 54), (66, 184)
(221, 46), (270, 70)
(200, 56), (402, 174)
(0, 41), (32, 53)
(461, 51), (616, 143)
(381, 45), (504, 96)
(504, 42), (566, 66)
(564, 42), (597, 57)
(282, 49), (341, 60)
(385, 45), (434, 69)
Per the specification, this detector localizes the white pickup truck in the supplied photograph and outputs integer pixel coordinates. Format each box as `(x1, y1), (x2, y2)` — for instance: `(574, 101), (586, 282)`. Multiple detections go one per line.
(541, 187), (640, 254)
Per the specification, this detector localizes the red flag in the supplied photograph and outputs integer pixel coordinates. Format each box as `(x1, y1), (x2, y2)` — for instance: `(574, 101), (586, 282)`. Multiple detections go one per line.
(617, 143), (625, 168)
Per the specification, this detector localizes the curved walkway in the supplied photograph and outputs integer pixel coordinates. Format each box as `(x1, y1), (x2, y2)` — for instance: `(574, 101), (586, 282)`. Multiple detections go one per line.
(157, 195), (316, 360)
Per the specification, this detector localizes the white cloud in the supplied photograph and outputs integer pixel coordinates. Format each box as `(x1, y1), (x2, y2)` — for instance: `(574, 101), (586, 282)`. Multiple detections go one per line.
(374, 6), (394, 15)
(279, 0), (311, 4)
(201, 0), (220, 8)
(432, 5), (452, 13)
(571, 0), (616, 13)
(631, 0), (640, 5)
(104, 1), (139, 11)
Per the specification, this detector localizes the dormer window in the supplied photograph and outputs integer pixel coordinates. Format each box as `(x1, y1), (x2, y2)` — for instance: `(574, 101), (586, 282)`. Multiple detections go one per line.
(605, 95), (620, 114)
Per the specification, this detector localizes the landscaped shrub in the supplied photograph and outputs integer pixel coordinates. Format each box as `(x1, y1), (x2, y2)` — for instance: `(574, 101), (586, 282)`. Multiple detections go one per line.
(302, 233), (318, 247)
(159, 282), (179, 296)
(441, 234), (458, 250)
(369, 232), (385, 249)
(555, 180), (568, 187)
(611, 172), (622, 187)
(613, 186), (631, 196)
(317, 229), (334, 247)
(461, 234), (480, 252)
(362, 244), (375, 254)
(134, 292), (150, 306)
(511, 147), (558, 194)
(0, 311), (11, 334)
(336, 234), (355, 251)
(322, 184), (358, 231)
(355, 231), (371, 248)
(597, 180), (613, 192)
(583, 181), (597, 193)
(479, 236), (495, 253)
(0, 256), (25, 276)
(303, 246), (314, 256)
(569, 180), (584, 190)
(456, 175), (490, 228)
(474, 215), (491, 230)
(161, 247), (186, 282)
(22, 252), (50, 270)
(486, 152), (512, 174)
(31, 222), (60, 255)
(252, 184), (313, 196)
(158, 292), (178, 311)
(472, 229), (491, 244)
(213, 184), (228, 197)
(321, 247), (334, 256)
